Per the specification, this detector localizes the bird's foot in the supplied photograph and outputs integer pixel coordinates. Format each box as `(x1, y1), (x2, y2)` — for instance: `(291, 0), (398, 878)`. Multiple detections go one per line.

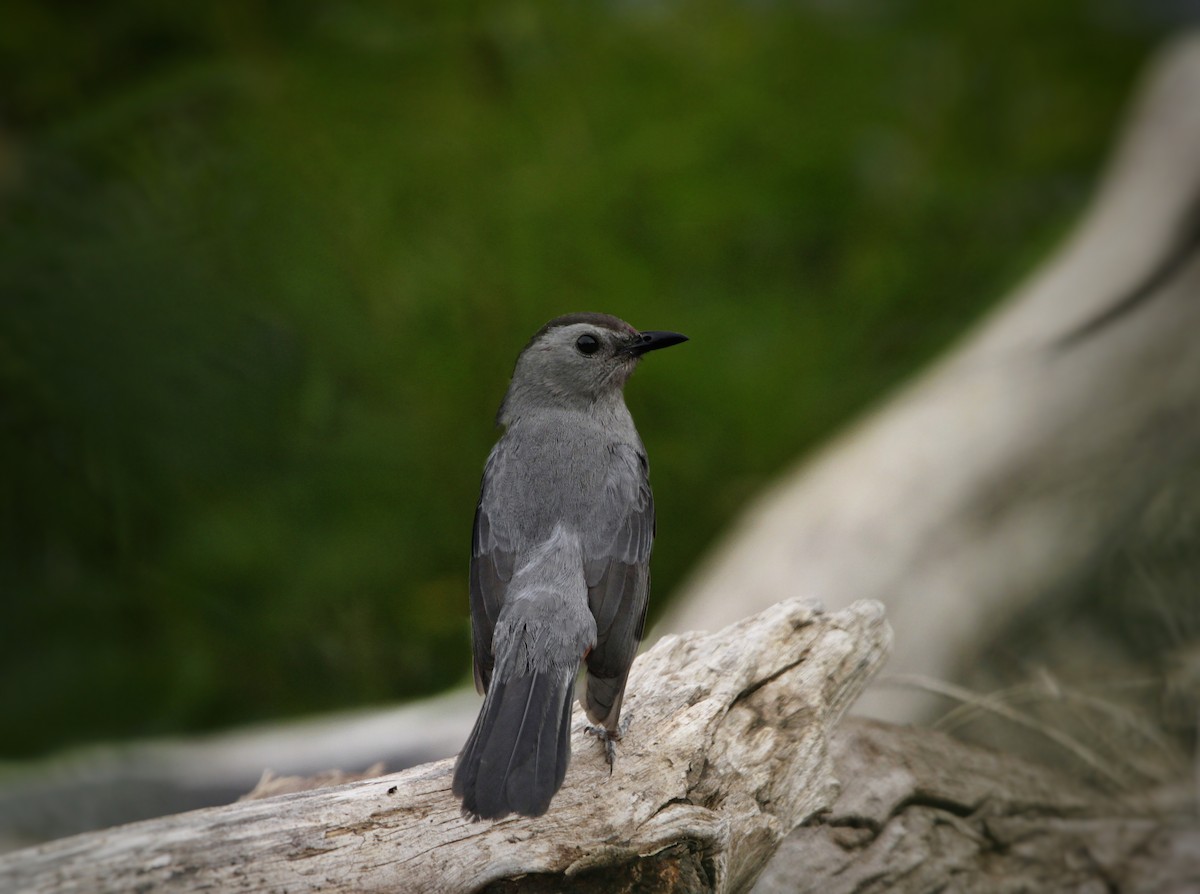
(584, 718), (629, 774)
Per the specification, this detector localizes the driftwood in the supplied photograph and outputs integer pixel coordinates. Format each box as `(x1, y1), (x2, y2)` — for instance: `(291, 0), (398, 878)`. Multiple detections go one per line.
(756, 719), (1200, 894)
(662, 32), (1200, 723)
(0, 599), (890, 894)
(0, 690), (481, 852)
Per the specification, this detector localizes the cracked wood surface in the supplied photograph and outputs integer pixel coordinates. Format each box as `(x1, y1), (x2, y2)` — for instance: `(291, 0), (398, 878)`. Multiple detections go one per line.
(754, 719), (1200, 894)
(0, 599), (890, 894)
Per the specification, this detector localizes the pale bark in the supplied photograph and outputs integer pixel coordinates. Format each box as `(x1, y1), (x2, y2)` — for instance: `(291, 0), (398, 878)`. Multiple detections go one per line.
(0, 691), (478, 853)
(755, 718), (1200, 894)
(0, 599), (890, 894)
(661, 33), (1200, 723)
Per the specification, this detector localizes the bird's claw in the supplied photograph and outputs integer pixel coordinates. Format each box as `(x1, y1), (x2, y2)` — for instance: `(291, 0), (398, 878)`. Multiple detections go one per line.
(584, 719), (629, 774)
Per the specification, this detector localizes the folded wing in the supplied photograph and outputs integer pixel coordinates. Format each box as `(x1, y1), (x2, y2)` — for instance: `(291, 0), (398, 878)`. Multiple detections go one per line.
(582, 444), (654, 729)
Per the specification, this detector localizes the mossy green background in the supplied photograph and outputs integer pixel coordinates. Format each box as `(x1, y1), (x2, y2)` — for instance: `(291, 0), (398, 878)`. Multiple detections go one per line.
(0, 2), (1167, 758)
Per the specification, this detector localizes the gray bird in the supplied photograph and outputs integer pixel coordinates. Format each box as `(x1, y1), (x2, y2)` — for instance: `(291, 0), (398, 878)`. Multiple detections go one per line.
(452, 312), (687, 820)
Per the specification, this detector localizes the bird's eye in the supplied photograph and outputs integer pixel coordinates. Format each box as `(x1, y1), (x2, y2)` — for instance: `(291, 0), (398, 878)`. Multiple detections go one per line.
(575, 334), (600, 356)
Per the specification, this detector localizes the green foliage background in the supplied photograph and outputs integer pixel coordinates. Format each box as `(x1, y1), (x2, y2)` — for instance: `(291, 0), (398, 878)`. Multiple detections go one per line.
(0, 2), (1163, 758)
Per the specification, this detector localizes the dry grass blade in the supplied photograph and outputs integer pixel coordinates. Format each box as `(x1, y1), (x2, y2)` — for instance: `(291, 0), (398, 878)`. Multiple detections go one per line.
(880, 673), (1131, 788)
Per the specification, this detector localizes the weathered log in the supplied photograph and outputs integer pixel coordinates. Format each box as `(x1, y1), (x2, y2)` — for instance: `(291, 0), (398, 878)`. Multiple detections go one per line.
(0, 599), (890, 894)
(0, 691), (479, 853)
(662, 32), (1200, 723)
(754, 718), (1200, 894)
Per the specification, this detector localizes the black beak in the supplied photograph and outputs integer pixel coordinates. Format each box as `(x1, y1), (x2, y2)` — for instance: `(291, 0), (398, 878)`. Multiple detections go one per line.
(626, 330), (689, 357)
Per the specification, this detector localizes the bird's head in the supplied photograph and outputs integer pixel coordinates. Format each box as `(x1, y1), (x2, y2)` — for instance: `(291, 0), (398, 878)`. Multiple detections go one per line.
(499, 312), (687, 421)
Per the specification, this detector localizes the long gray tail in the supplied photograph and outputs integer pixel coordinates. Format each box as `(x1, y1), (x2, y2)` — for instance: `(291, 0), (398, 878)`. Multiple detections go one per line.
(454, 527), (595, 819)
(452, 660), (576, 819)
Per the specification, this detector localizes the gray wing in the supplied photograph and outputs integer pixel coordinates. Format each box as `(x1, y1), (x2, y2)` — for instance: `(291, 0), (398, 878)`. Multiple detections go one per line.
(582, 443), (654, 729)
(469, 445), (514, 693)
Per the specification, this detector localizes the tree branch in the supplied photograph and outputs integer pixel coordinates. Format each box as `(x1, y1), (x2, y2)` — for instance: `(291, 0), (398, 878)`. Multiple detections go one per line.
(0, 599), (890, 894)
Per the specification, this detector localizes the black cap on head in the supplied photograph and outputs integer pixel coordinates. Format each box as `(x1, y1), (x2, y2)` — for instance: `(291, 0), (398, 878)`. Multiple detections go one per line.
(523, 312), (636, 355)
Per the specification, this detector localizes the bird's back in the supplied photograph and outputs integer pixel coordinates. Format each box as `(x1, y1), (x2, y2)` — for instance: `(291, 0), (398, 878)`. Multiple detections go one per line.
(487, 404), (644, 562)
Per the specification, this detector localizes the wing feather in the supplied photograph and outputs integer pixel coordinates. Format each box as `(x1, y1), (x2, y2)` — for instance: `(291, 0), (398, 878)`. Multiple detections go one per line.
(469, 445), (515, 693)
(583, 444), (655, 728)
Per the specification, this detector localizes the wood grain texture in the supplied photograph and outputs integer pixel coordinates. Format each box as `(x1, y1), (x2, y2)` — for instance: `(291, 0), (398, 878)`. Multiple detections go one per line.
(0, 599), (891, 894)
(755, 719), (1200, 894)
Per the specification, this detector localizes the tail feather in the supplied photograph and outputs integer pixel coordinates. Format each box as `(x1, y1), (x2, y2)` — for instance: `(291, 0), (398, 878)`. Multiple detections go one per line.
(452, 665), (576, 819)
(455, 526), (595, 819)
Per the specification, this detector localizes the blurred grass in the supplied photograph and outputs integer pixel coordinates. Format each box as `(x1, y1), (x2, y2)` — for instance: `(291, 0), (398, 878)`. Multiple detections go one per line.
(0, 1), (1163, 758)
